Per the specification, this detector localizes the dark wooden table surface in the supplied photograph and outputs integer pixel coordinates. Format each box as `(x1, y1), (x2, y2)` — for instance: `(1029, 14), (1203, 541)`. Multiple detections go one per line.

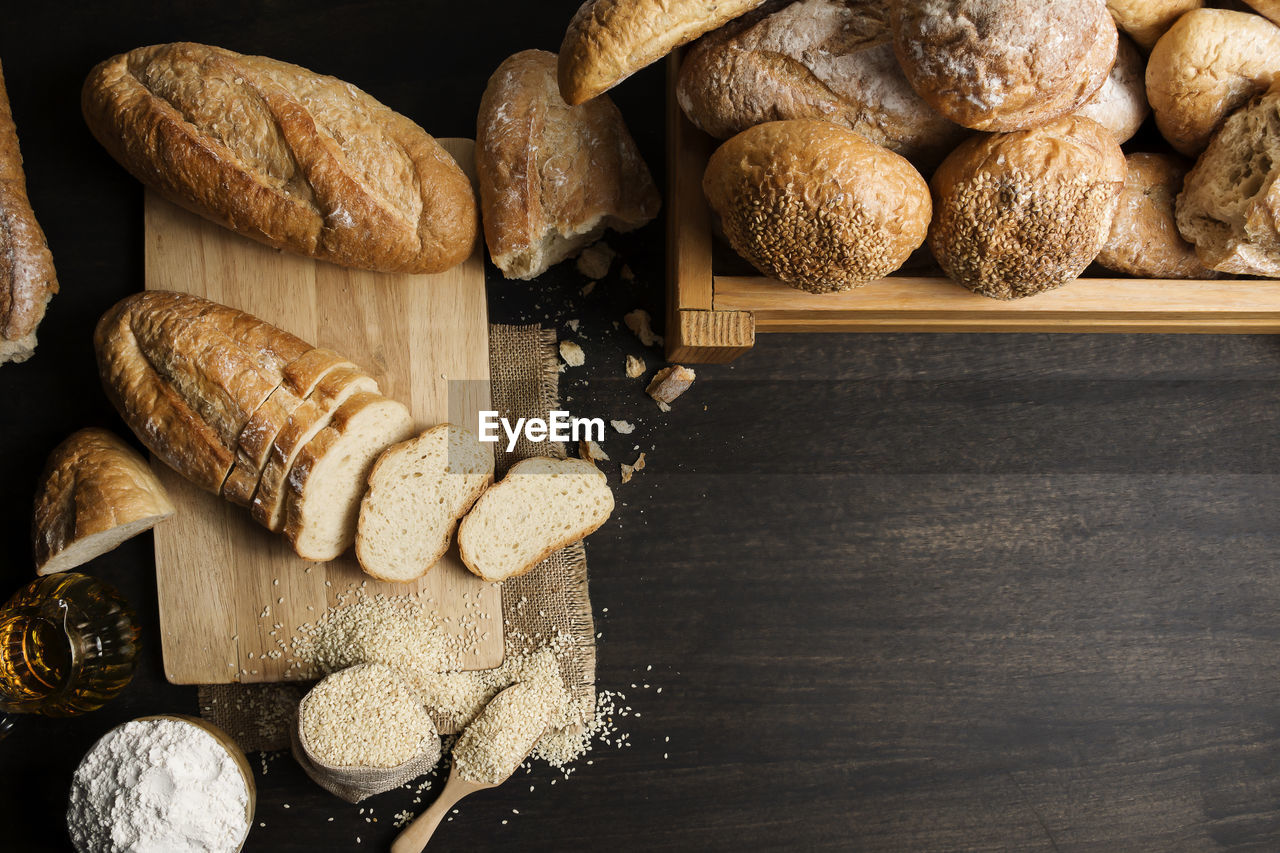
(5, 2), (1280, 851)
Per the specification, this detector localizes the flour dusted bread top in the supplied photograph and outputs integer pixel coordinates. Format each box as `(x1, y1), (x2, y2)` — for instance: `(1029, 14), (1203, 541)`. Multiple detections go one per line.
(82, 42), (477, 274)
(1074, 34), (1149, 145)
(891, 0), (1117, 132)
(558, 0), (768, 104)
(33, 428), (175, 575)
(458, 456), (614, 583)
(677, 0), (967, 166)
(476, 49), (659, 281)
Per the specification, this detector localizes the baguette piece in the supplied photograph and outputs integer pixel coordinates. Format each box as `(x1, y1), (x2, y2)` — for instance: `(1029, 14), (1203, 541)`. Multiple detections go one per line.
(82, 42), (477, 274)
(0, 59), (58, 365)
(457, 456), (614, 583)
(476, 50), (659, 280)
(283, 393), (415, 562)
(355, 425), (495, 583)
(558, 0), (768, 104)
(33, 428), (175, 575)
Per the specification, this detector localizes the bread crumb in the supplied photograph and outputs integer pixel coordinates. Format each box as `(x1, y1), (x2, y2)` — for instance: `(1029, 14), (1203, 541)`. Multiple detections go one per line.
(620, 264), (634, 281)
(646, 366), (695, 406)
(625, 355), (645, 379)
(624, 310), (664, 348)
(566, 319), (580, 333)
(576, 242), (615, 279)
(657, 401), (671, 413)
(580, 281), (596, 296)
(620, 452), (646, 484)
(559, 341), (585, 367)
(610, 419), (635, 435)
(578, 440), (610, 463)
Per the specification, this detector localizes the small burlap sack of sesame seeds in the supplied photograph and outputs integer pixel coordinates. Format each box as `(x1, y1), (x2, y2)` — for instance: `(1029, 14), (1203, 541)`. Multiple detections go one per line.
(198, 325), (598, 753)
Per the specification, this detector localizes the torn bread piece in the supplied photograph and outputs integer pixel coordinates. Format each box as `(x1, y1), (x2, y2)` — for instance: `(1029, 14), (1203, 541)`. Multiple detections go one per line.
(625, 355), (645, 378)
(624, 309), (663, 347)
(620, 451), (646, 484)
(579, 439), (610, 463)
(560, 340), (585, 367)
(646, 366), (695, 407)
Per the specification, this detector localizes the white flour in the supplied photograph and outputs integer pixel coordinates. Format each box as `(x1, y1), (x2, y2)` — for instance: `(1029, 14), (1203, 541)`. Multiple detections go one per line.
(67, 719), (250, 853)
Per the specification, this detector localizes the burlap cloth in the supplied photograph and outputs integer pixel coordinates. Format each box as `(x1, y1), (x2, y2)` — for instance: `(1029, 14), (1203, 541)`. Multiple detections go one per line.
(198, 325), (597, 751)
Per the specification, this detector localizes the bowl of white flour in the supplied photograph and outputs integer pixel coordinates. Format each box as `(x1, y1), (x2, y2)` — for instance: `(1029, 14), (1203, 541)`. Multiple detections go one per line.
(67, 715), (254, 853)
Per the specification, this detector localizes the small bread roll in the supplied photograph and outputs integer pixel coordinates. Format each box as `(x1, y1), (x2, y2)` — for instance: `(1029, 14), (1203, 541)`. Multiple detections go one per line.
(891, 0), (1118, 132)
(558, 0), (767, 105)
(1074, 35), (1150, 144)
(1242, 0), (1280, 26)
(1106, 0), (1203, 50)
(929, 116), (1126, 299)
(1177, 88), (1280, 276)
(1097, 153), (1221, 279)
(676, 0), (968, 166)
(702, 120), (931, 293)
(1146, 9), (1280, 155)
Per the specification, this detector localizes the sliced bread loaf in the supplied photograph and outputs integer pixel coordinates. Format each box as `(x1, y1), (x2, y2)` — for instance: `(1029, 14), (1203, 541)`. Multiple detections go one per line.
(457, 456), (614, 582)
(284, 392), (415, 561)
(355, 424), (495, 583)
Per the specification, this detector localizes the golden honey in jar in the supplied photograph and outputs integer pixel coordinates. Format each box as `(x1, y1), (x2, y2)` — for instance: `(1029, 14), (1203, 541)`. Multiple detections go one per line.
(0, 572), (140, 717)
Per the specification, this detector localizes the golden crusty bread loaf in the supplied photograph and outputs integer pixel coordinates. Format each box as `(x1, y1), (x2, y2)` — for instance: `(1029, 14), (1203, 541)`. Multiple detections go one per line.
(33, 428), (175, 575)
(1106, 0), (1203, 50)
(1146, 9), (1280, 156)
(929, 116), (1127, 299)
(676, 0), (968, 166)
(891, 0), (1118, 132)
(558, 0), (767, 105)
(82, 42), (476, 274)
(1074, 34), (1150, 145)
(1177, 87), (1280, 276)
(0, 60), (57, 366)
(1097, 153), (1221, 279)
(703, 119), (931, 293)
(476, 50), (659, 281)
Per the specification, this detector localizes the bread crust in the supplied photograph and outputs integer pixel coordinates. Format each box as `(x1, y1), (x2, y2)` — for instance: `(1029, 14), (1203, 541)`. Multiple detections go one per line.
(82, 42), (477, 274)
(702, 119), (931, 293)
(892, 0), (1117, 132)
(1074, 34), (1149, 145)
(1097, 152), (1220, 279)
(677, 0), (968, 166)
(33, 428), (175, 575)
(1146, 9), (1280, 156)
(558, 0), (767, 104)
(0, 59), (58, 364)
(1106, 0), (1203, 50)
(476, 50), (659, 281)
(929, 115), (1126, 299)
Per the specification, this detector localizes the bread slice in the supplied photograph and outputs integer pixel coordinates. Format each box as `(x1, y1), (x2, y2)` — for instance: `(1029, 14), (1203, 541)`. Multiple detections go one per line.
(284, 393), (414, 561)
(355, 424), (495, 582)
(457, 456), (614, 582)
(249, 370), (380, 530)
(33, 428), (175, 575)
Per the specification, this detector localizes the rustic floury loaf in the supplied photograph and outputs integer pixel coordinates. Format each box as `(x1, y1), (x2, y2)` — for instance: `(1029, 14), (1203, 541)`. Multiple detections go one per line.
(929, 116), (1126, 299)
(33, 428), (175, 575)
(558, 0), (768, 104)
(0, 60), (58, 365)
(356, 424), (494, 583)
(676, 0), (968, 165)
(1097, 153), (1220, 279)
(458, 456), (614, 583)
(1177, 88), (1280, 276)
(1146, 9), (1280, 156)
(1106, 0), (1203, 50)
(891, 0), (1118, 132)
(702, 120), (931, 293)
(1074, 35), (1149, 145)
(82, 42), (477, 274)
(476, 50), (659, 280)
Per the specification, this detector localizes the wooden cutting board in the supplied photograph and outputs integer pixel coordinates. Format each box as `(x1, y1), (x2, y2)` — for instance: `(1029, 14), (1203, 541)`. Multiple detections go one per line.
(143, 139), (504, 684)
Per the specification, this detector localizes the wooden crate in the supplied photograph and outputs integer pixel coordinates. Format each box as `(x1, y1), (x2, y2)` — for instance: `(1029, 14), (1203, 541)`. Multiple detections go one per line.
(664, 53), (1280, 364)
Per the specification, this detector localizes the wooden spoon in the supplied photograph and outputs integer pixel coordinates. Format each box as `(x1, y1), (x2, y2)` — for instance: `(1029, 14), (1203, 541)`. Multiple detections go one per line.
(392, 685), (545, 853)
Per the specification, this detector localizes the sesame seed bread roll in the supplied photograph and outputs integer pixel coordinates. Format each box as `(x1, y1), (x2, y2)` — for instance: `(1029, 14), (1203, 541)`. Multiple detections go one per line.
(891, 0), (1118, 132)
(558, 0), (768, 105)
(1074, 34), (1150, 145)
(929, 115), (1127, 300)
(702, 120), (931, 294)
(1097, 153), (1221, 279)
(675, 0), (968, 166)
(1146, 9), (1280, 156)
(1106, 0), (1203, 51)
(1177, 87), (1280, 276)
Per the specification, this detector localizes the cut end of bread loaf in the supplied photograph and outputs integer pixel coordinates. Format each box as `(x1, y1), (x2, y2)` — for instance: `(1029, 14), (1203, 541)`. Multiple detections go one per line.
(36, 516), (171, 576)
(356, 424), (495, 583)
(457, 456), (614, 583)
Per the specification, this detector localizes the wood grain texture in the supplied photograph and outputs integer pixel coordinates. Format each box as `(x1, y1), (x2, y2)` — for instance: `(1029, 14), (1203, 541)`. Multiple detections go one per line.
(143, 139), (502, 684)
